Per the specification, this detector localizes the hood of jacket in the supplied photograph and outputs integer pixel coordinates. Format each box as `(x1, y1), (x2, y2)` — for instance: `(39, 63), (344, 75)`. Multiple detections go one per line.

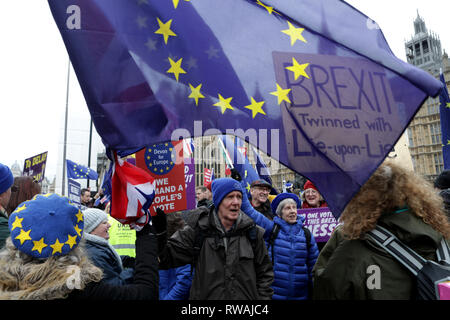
(0, 239), (102, 300)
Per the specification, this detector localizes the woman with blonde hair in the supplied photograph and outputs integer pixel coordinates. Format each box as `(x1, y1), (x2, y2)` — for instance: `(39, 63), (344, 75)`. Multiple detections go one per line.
(313, 161), (450, 300)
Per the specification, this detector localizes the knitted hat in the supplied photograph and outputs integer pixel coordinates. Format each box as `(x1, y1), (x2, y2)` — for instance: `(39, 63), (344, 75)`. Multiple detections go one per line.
(0, 163), (13, 194)
(250, 179), (272, 189)
(434, 170), (450, 190)
(212, 178), (243, 208)
(8, 194), (83, 259)
(271, 193), (301, 216)
(83, 208), (108, 234)
(303, 180), (318, 192)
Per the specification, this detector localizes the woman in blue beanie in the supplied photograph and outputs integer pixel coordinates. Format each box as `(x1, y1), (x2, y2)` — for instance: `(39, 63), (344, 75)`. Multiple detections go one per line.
(241, 191), (319, 300)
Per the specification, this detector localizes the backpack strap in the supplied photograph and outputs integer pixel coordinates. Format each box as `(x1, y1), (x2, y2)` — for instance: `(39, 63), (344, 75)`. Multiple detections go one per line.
(436, 238), (450, 264)
(268, 223), (281, 265)
(303, 226), (311, 252)
(366, 225), (426, 276)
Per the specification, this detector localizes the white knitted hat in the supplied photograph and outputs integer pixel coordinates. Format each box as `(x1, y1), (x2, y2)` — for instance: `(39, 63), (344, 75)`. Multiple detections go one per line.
(83, 208), (108, 234)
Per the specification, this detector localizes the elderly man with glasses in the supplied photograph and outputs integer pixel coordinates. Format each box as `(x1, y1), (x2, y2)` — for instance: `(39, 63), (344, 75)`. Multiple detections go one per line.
(249, 179), (274, 220)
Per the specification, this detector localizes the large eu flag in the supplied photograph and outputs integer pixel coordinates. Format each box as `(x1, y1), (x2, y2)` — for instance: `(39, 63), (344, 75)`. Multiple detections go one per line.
(439, 71), (450, 169)
(49, 0), (443, 218)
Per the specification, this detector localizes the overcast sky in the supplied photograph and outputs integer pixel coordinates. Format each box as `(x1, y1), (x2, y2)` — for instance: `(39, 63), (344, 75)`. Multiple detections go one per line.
(0, 1), (449, 185)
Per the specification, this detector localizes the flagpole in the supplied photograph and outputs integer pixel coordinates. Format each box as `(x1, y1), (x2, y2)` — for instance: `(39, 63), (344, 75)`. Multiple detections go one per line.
(62, 59), (71, 196)
(87, 119), (93, 189)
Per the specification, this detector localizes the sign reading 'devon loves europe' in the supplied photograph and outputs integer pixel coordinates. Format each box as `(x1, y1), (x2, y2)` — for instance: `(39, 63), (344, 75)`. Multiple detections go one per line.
(135, 141), (186, 214)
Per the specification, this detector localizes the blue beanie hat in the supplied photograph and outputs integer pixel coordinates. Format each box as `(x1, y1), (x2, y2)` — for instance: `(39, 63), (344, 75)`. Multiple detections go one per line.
(9, 193), (84, 259)
(271, 193), (301, 216)
(212, 178), (243, 208)
(0, 163), (13, 194)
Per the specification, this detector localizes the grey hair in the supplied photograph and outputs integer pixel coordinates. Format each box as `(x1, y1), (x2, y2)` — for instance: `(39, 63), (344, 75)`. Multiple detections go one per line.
(276, 198), (297, 216)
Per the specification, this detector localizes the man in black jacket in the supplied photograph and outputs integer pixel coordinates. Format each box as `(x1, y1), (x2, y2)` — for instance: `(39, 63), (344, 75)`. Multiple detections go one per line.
(249, 179), (274, 220)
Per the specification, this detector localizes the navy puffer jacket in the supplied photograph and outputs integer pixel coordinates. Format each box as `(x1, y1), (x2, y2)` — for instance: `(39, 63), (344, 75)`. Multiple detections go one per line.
(242, 199), (319, 300)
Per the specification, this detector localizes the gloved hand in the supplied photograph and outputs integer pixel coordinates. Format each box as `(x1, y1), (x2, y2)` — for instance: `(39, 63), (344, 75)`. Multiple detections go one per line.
(231, 168), (242, 182)
(240, 188), (252, 213)
(152, 207), (167, 236)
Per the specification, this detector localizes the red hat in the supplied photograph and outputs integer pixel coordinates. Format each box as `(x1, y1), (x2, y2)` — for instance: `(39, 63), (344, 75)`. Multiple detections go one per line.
(303, 180), (318, 192)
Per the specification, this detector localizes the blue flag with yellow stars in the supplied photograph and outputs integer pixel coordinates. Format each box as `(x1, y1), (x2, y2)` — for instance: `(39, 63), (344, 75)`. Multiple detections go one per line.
(66, 159), (99, 180)
(439, 71), (450, 169)
(219, 135), (260, 196)
(49, 0), (443, 218)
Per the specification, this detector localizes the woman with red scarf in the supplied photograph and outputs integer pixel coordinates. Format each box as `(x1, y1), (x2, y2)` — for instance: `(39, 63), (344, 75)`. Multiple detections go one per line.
(301, 180), (328, 209)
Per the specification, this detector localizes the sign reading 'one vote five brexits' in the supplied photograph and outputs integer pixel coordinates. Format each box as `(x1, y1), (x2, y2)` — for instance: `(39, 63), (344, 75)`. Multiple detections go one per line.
(48, 0), (443, 218)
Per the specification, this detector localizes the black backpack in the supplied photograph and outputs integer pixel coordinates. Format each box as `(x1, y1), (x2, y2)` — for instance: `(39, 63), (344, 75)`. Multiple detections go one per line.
(189, 207), (258, 274)
(267, 223), (311, 265)
(367, 225), (450, 300)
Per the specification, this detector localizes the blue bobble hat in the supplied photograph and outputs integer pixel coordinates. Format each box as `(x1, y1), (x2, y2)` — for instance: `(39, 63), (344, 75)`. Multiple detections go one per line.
(212, 178), (243, 208)
(271, 193), (301, 216)
(9, 193), (84, 259)
(0, 163), (13, 194)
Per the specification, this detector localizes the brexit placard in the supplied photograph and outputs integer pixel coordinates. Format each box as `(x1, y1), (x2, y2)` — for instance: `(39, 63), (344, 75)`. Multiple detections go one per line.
(23, 151), (48, 183)
(136, 141), (186, 214)
(298, 207), (338, 243)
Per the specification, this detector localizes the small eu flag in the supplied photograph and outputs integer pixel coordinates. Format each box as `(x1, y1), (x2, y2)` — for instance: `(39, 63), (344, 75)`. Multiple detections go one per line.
(66, 159), (99, 180)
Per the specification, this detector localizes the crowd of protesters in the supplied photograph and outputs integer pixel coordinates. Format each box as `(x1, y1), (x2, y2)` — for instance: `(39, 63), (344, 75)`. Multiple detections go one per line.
(0, 159), (449, 300)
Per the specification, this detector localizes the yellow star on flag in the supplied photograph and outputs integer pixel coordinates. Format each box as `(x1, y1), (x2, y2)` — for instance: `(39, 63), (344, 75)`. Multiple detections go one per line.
(172, 0), (190, 9)
(155, 18), (176, 44)
(14, 204), (27, 213)
(65, 234), (78, 249)
(74, 224), (83, 237)
(270, 83), (291, 105)
(11, 216), (23, 231)
(188, 83), (205, 106)
(16, 229), (32, 245)
(32, 237), (47, 254)
(447, 139), (450, 145)
(244, 97), (266, 119)
(50, 239), (64, 255)
(75, 210), (83, 223)
(246, 182), (251, 192)
(282, 21), (307, 46)
(446, 102), (450, 108)
(213, 94), (234, 114)
(167, 57), (186, 82)
(286, 58), (310, 80)
(256, 0), (274, 14)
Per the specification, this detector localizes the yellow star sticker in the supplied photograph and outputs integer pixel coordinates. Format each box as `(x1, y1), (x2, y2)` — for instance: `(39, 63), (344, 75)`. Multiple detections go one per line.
(244, 97), (266, 119)
(14, 204), (27, 213)
(167, 57), (186, 82)
(50, 239), (64, 255)
(270, 83), (291, 105)
(74, 224), (82, 237)
(188, 83), (205, 106)
(32, 237), (47, 254)
(11, 216), (23, 231)
(155, 18), (176, 44)
(282, 21), (307, 46)
(65, 234), (78, 249)
(256, 0), (273, 14)
(15, 229), (32, 245)
(75, 210), (83, 223)
(213, 94), (234, 114)
(286, 57), (310, 80)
